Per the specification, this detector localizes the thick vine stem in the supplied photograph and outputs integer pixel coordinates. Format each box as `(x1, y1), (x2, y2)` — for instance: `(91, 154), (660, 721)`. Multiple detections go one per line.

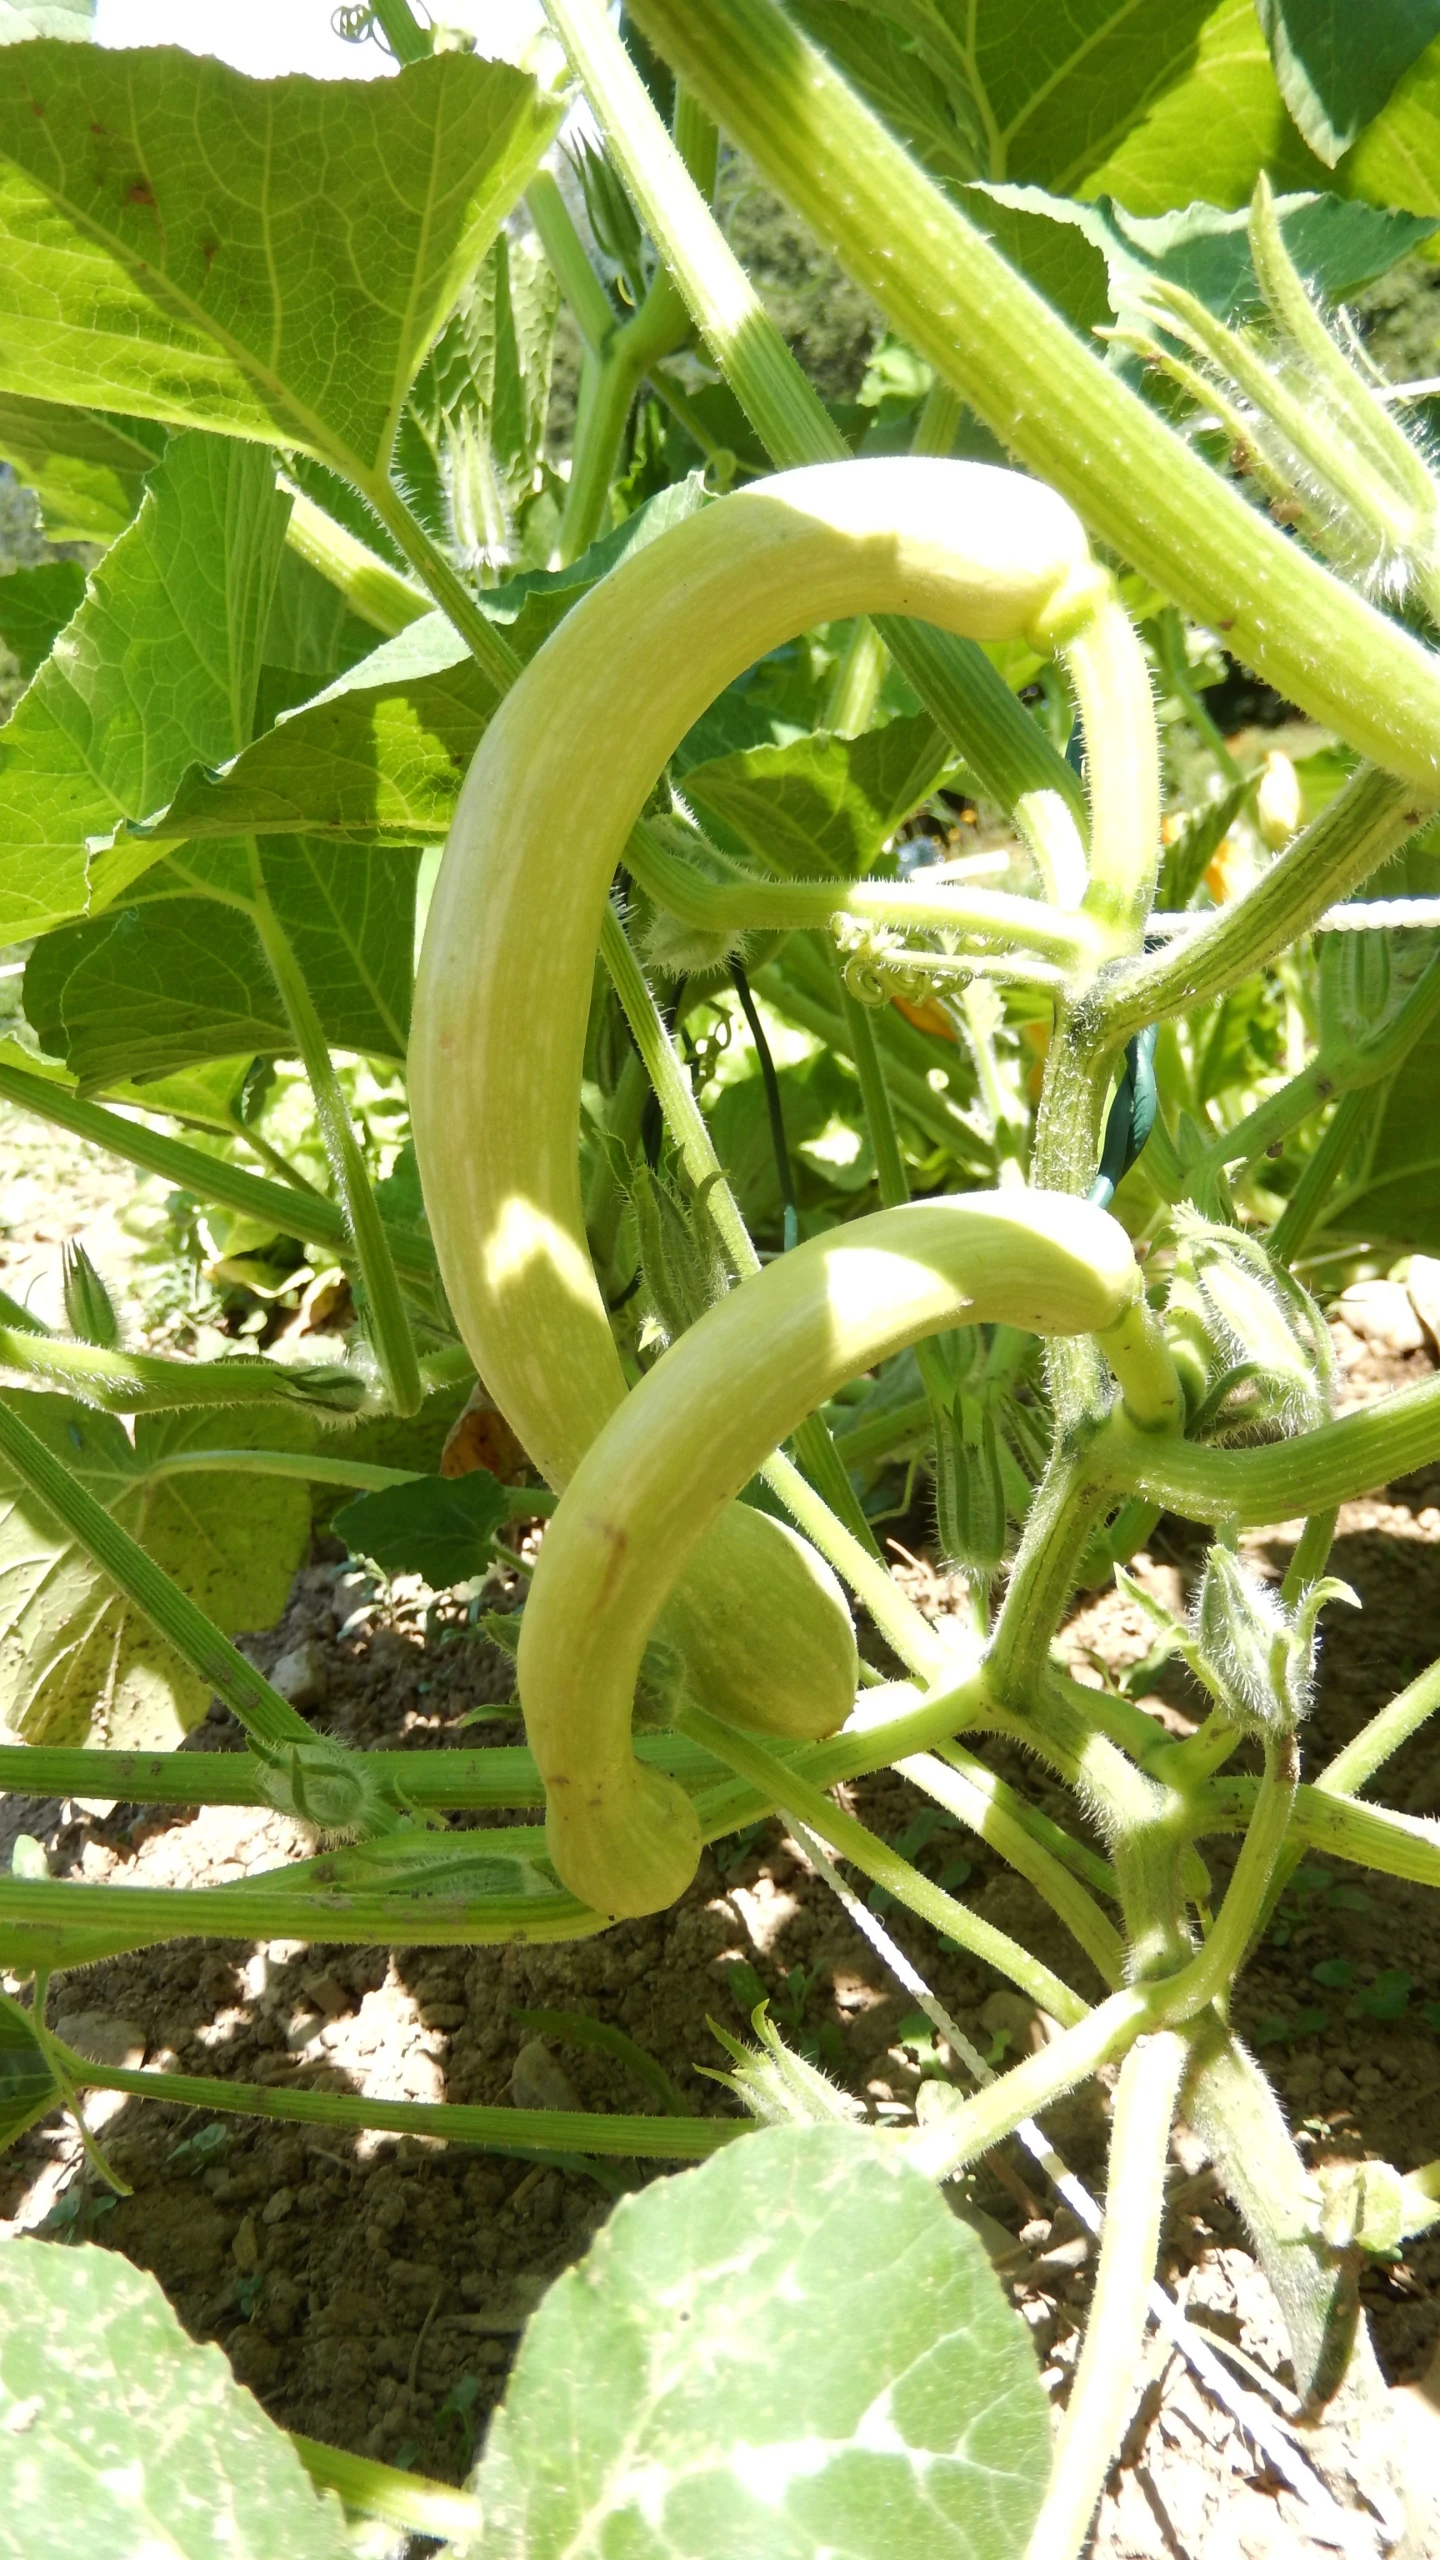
(1101, 766), (1433, 1045)
(1027, 2031), (1188, 2560)
(249, 875), (421, 1418)
(1098, 1364), (1440, 1522)
(0, 1055), (438, 1285)
(411, 458), (1124, 1752)
(1181, 2019), (1354, 2408)
(627, 0), (1440, 790)
(0, 1330), (363, 1417)
(515, 1188), (1144, 1914)
(541, 0), (1084, 826)
(624, 826), (1095, 959)
(679, 1701), (1092, 2023)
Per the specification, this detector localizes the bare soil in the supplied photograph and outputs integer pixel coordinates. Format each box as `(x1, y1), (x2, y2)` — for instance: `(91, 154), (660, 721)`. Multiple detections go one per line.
(2, 1125), (1439, 2555)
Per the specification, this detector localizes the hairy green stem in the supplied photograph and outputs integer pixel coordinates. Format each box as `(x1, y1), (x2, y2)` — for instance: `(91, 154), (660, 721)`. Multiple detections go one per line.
(1029, 2031), (1188, 2560)
(0, 1057), (438, 1285)
(625, 829), (1093, 958)
(249, 871), (421, 1418)
(1100, 1368), (1440, 1522)
(901, 1748), (1124, 1984)
(600, 902), (894, 1563)
(678, 1699), (1092, 2024)
(361, 475), (521, 695)
(1103, 767), (1430, 1043)
(282, 488), (428, 636)
(1203, 1777), (1440, 1891)
(0, 1329), (364, 1418)
(1318, 1654), (1440, 1800)
(61, 2055), (743, 2162)
(628, 0), (1440, 791)
(542, 0), (1082, 824)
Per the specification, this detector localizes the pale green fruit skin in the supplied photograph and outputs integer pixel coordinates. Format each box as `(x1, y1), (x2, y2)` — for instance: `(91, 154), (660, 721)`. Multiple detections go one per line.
(652, 1503), (857, 1743)
(521, 1190), (1144, 1916)
(410, 459), (1103, 1757)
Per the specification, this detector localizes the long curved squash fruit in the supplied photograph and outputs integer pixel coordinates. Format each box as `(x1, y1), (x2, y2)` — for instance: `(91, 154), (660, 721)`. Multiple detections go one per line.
(411, 459), (1119, 1745)
(518, 1188), (1163, 1914)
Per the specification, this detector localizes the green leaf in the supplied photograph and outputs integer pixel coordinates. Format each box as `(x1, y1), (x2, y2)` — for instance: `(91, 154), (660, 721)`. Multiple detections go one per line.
(395, 229), (559, 575)
(0, 46), (561, 498)
(970, 182), (1434, 343)
(334, 1469), (533, 1586)
(0, 391), (163, 540)
(461, 2122), (1049, 2559)
(0, 432), (288, 943)
(787, 0), (1323, 210)
(24, 835), (419, 1084)
(1343, 33), (1440, 212)
(128, 480), (714, 851)
(0, 1987), (58, 2155)
(0, 558), (83, 680)
(1259, 0), (1440, 167)
(135, 612), (501, 849)
(0, 0), (90, 41)
(1076, 0), (1325, 211)
(684, 714), (951, 879)
(0, 2239), (353, 2560)
(0, 1397), (314, 1748)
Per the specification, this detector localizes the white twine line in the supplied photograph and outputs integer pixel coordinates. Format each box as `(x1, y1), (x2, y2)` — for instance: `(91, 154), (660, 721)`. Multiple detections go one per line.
(1148, 898), (1440, 936)
(784, 1812), (1368, 2553)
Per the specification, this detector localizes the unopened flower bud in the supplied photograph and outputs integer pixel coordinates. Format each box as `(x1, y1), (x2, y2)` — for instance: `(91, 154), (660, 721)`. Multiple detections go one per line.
(1256, 749), (1302, 850)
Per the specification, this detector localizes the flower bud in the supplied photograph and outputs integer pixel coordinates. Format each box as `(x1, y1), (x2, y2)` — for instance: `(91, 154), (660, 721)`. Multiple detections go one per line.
(1318, 2158), (1404, 2257)
(1255, 749), (1302, 850)
(61, 1241), (119, 1349)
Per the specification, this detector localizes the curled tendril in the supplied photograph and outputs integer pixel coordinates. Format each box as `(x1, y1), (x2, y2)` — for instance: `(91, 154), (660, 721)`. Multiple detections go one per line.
(832, 915), (947, 1009)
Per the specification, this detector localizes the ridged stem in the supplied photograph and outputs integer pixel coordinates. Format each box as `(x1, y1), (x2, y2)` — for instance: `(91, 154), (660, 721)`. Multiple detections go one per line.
(249, 868), (422, 1419)
(541, 0), (1081, 821)
(627, 0), (1440, 791)
(1027, 2031), (1187, 2560)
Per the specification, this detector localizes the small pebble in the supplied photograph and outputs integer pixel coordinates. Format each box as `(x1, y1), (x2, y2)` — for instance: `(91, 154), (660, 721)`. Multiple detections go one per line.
(509, 2039), (580, 2113)
(269, 1639), (329, 1709)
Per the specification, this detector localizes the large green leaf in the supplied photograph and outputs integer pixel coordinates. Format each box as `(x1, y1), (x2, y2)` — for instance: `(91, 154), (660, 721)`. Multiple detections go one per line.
(134, 614), (501, 849)
(788, 0), (1323, 209)
(1259, 0), (1440, 166)
(0, 2239), (353, 2560)
(0, 432), (287, 942)
(124, 479), (714, 851)
(0, 45), (560, 499)
(0, 391), (162, 540)
(0, 558), (83, 680)
(0, 1398), (314, 1747)
(1342, 34), (1440, 212)
(685, 713), (952, 878)
(462, 2122), (1049, 2559)
(24, 836), (419, 1084)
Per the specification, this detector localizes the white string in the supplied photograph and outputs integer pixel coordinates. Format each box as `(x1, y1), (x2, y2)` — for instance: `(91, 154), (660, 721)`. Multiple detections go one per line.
(785, 1812), (1368, 2551)
(1148, 897), (1440, 936)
